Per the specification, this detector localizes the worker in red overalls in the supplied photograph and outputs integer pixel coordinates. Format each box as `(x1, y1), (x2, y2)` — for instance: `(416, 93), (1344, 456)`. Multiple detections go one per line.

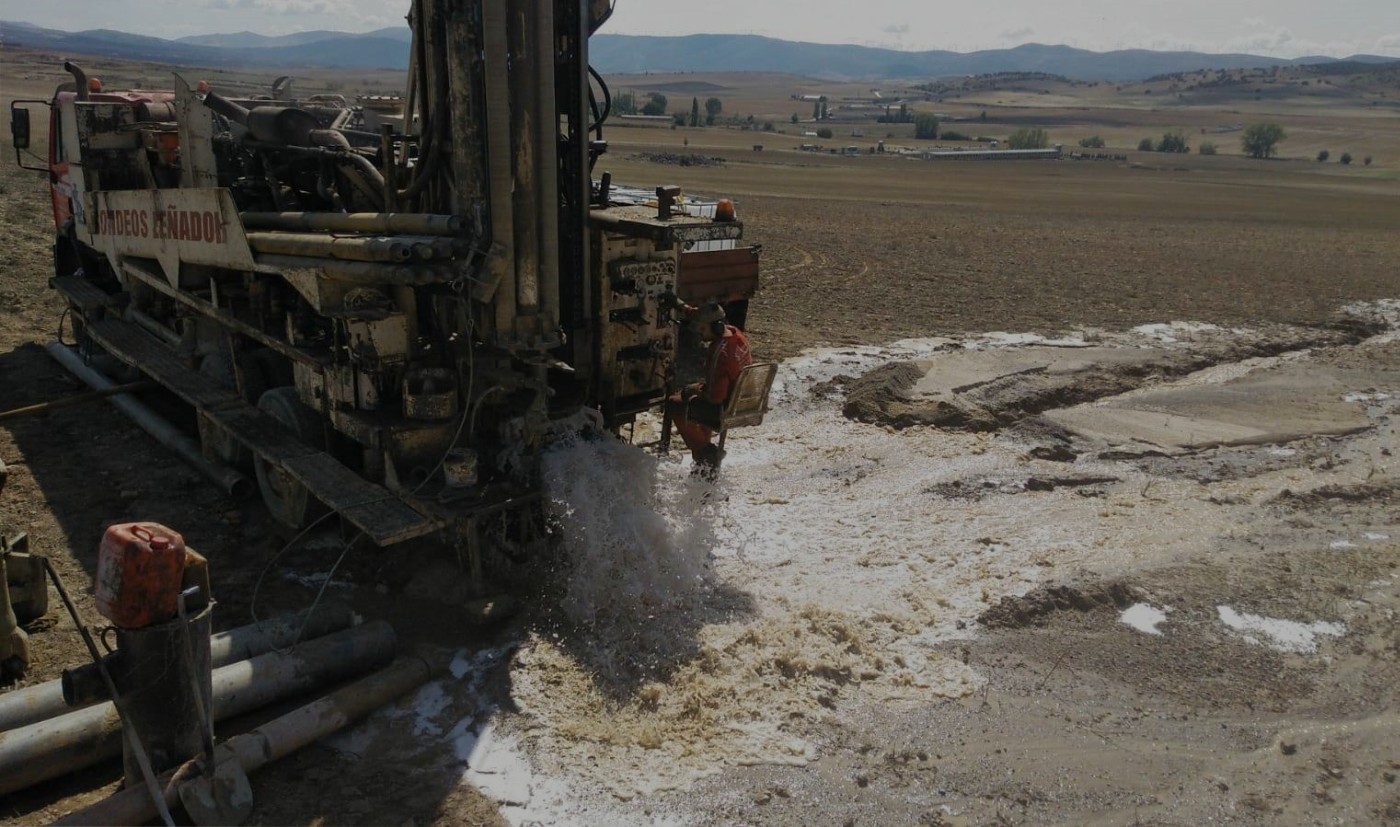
(666, 301), (752, 476)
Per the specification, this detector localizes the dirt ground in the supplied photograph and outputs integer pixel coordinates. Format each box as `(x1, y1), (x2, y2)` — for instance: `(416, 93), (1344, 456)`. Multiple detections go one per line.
(2, 52), (1399, 826)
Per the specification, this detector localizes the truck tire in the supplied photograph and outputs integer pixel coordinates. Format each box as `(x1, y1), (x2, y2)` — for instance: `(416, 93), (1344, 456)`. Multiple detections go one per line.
(253, 388), (328, 530)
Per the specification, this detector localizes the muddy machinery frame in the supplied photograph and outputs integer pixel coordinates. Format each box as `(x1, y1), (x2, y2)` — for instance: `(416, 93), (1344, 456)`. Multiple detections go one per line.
(10, 1), (760, 568)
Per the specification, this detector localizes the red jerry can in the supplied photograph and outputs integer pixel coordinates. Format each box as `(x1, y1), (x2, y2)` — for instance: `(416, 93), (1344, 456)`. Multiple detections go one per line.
(95, 523), (188, 629)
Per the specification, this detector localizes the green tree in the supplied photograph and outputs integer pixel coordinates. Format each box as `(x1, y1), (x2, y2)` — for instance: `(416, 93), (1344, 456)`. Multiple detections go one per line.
(1317, 149), (1330, 162)
(615, 91), (638, 115)
(816, 127), (833, 139)
(790, 113), (800, 124)
(1199, 141), (1217, 155)
(1007, 127), (1049, 149)
(914, 113), (939, 140)
(1241, 122), (1286, 159)
(705, 97), (723, 126)
(690, 97), (700, 127)
(1138, 137), (1155, 152)
(641, 93), (668, 116)
(1156, 130), (1189, 153)
(1079, 135), (1106, 148)
(1340, 152), (1353, 165)
(1364, 155), (1373, 166)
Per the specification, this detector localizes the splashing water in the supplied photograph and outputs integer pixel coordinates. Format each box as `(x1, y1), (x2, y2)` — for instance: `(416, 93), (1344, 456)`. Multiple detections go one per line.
(542, 433), (718, 630)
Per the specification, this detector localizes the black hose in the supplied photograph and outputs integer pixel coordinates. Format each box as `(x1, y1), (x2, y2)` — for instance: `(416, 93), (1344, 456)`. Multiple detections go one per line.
(396, 0), (438, 204)
(588, 65), (611, 136)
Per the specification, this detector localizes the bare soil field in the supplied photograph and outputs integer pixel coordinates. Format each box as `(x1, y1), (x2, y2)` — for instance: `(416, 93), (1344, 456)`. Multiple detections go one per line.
(2, 50), (1398, 826)
(594, 127), (1400, 359)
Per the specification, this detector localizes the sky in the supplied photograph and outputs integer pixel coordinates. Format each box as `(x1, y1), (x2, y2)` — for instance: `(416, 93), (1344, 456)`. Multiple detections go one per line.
(10, 0), (1400, 58)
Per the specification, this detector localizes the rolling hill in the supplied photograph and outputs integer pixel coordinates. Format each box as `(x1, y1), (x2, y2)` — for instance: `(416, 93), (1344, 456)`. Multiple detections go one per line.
(1, 20), (1394, 81)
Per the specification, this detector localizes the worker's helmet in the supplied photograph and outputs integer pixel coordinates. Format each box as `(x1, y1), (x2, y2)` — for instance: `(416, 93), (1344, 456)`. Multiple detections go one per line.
(689, 302), (726, 333)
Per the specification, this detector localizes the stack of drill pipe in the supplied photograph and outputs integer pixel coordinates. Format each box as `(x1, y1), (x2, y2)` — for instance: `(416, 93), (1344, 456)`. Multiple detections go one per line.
(50, 605), (359, 717)
(240, 211), (464, 236)
(245, 232), (436, 263)
(400, 235), (458, 260)
(0, 610), (354, 731)
(246, 232), (459, 263)
(54, 647), (452, 827)
(0, 620), (395, 796)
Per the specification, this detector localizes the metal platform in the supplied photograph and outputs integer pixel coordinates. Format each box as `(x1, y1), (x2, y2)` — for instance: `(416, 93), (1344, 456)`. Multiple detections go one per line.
(84, 318), (443, 546)
(51, 274), (118, 314)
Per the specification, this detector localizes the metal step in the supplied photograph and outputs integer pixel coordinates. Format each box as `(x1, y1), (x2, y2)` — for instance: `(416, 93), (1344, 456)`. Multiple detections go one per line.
(85, 318), (443, 546)
(51, 274), (118, 313)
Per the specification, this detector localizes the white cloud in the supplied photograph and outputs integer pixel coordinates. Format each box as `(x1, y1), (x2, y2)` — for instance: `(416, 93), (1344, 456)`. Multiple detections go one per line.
(1219, 27), (1363, 57)
(882, 23), (910, 36)
(198, 0), (401, 28)
(1224, 26), (1295, 53)
(1000, 27), (1035, 42)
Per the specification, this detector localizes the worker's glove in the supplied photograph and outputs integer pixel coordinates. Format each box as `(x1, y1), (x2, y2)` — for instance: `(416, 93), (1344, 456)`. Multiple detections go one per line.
(657, 291), (680, 312)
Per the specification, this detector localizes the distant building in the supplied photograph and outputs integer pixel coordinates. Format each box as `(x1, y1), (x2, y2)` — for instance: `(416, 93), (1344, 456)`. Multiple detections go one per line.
(918, 147), (1062, 161)
(617, 114), (675, 129)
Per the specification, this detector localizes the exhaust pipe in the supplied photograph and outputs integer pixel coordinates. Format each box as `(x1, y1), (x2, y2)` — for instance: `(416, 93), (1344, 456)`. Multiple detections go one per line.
(201, 91), (250, 125)
(64, 62), (90, 102)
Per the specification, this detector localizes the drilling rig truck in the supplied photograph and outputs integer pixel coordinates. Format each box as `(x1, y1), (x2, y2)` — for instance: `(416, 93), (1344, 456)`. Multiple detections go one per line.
(9, 0), (761, 573)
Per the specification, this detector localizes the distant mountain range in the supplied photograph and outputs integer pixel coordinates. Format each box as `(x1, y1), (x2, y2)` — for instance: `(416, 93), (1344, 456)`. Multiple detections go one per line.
(176, 28), (412, 50)
(0, 21), (412, 70)
(2, 20), (1395, 81)
(591, 35), (1397, 81)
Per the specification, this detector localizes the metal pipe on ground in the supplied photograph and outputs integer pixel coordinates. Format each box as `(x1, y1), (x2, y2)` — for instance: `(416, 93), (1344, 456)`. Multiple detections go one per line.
(0, 381), (153, 423)
(246, 232), (416, 263)
(45, 343), (253, 501)
(0, 621), (396, 797)
(239, 211), (464, 236)
(60, 604), (358, 711)
(53, 647), (451, 827)
(0, 606), (357, 732)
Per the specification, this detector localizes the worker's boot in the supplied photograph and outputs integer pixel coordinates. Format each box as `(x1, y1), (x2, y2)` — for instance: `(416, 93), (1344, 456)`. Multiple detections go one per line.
(690, 445), (725, 481)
